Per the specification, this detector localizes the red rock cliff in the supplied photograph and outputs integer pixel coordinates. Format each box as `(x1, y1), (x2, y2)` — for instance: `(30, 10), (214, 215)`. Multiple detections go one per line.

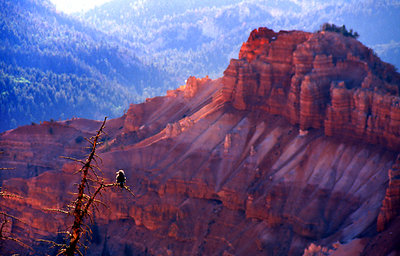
(1, 28), (400, 256)
(220, 27), (400, 151)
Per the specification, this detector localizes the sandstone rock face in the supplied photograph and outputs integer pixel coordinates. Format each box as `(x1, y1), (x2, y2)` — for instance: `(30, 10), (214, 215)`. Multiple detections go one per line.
(1, 28), (400, 255)
(0, 120), (97, 181)
(2, 110), (397, 255)
(377, 155), (400, 232)
(222, 28), (400, 151)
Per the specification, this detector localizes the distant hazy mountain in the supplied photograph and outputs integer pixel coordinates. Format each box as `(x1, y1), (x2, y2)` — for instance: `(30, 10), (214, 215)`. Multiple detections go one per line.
(80, 0), (400, 81)
(0, 0), (171, 132)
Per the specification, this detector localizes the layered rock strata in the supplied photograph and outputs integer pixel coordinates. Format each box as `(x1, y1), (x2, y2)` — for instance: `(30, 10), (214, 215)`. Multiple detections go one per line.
(1, 28), (400, 255)
(220, 27), (400, 151)
(377, 154), (400, 231)
(2, 110), (396, 255)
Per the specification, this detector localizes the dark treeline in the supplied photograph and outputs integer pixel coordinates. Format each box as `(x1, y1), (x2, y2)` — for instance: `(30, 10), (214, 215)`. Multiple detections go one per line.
(318, 23), (360, 39)
(0, 0), (173, 132)
(0, 62), (129, 130)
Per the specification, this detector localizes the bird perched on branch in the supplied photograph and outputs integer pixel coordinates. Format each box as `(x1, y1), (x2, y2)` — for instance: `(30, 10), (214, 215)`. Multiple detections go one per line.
(116, 170), (126, 188)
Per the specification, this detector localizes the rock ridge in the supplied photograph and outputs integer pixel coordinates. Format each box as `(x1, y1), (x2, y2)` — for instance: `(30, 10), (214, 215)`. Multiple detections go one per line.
(1, 27), (400, 255)
(219, 27), (400, 151)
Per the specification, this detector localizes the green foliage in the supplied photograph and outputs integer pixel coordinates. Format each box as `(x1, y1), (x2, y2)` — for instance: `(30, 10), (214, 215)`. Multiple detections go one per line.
(0, 0), (174, 132)
(318, 23), (359, 39)
(0, 62), (131, 131)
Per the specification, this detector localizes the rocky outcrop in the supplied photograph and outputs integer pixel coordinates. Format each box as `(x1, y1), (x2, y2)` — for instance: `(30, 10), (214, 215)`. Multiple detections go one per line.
(0, 117), (127, 181)
(220, 28), (400, 151)
(120, 76), (214, 146)
(1, 109), (397, 255)
(0, 120), (96, 181)
(1, 28), (400, 255)
(183, 76), (211, 99)
(377, 154), (400, 232)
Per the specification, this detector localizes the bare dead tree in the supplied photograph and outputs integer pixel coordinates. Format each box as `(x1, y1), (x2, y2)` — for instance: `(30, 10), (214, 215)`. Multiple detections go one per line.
(41, 117), (134, 256)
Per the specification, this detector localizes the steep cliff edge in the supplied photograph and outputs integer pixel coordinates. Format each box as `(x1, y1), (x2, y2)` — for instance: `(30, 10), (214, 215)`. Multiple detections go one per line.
(221, 27), (400, 151)
(377, 155), (400, 232)
(1, 28), (400, 255)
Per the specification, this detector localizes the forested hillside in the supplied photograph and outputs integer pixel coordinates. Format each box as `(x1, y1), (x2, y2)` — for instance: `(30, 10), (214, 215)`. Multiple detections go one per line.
(81, 0), (400, 81)
(0, 0), (172, 132)
(2, 0), (399, 132)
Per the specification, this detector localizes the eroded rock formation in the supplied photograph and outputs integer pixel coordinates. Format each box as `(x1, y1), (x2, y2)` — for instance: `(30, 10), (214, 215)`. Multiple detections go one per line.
(1, 28), (399, 255)
(222, 27), (400, 151)
(377, 155), (400, 231)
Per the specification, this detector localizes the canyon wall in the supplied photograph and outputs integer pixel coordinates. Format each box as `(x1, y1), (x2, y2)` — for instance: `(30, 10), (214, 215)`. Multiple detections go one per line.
(220, 27), (400, 151)
(1, 28), (400, 255)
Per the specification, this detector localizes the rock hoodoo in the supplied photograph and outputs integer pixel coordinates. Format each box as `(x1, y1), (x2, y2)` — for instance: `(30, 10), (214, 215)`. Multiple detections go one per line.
(221, 27), (400, 151)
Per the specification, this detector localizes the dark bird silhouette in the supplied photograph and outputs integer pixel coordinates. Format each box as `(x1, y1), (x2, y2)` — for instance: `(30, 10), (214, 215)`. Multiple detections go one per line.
(116, 170), (126, 188)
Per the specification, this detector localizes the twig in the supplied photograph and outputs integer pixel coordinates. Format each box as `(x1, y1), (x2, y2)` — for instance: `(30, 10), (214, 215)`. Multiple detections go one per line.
(0, 167), (15, 170)
(0, 191), (22, 199)
(43, 208), (70, 215)
(37, 238), (65, 249)
(59, 156), (86, 165)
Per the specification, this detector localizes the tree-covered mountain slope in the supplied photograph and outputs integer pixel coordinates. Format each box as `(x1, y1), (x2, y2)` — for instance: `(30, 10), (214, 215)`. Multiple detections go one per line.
(0, 0), (172, 132)
(80, 0), (400, 82)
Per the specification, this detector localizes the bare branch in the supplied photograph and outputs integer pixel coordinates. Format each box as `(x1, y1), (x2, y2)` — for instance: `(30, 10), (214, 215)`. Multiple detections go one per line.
(87, 166), (101, 180)
(86, 177), (101, 184)
(59, 156), (86, 165)
(2, 236), (33, 250)
(57, 248), (67, 256)
(93, 153), (103, 164)
(0, 191), (22, 199)
(37, 238), (65, 249)
(92, 199), (108, 210)
(83, 137), (94, 146)
(43, 208), (70, 215)
(0, 212), (29, 226)
(122, 185), (136, 197)
(76, 248), (84, 256)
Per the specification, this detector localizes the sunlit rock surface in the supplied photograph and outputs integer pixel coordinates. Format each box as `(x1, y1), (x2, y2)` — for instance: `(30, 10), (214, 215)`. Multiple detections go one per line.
(1, 28), (400, 255)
